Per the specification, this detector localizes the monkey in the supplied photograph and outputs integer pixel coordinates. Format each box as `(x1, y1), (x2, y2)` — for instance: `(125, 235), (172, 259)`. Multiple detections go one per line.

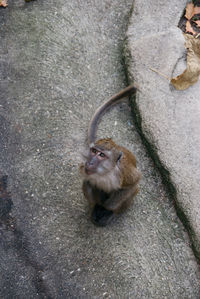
(80, 84), (141, 226)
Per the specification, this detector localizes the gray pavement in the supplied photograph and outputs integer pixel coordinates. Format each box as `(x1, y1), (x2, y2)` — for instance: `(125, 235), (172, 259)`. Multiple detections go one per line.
(0, 0), (200, 298)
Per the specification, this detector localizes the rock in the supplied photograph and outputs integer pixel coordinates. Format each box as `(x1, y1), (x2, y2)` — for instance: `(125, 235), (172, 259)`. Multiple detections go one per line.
(125, 0), (200, 259)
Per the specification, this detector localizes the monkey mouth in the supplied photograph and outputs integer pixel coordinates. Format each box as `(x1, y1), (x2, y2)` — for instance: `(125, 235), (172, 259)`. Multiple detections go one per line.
(85, 168), (95, 175)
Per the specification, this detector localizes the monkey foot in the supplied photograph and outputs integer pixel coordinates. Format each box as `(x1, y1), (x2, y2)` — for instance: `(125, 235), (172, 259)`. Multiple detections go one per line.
(91, 204), (114, 226)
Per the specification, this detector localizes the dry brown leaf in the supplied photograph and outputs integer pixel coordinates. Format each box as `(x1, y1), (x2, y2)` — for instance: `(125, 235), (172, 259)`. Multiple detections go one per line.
(149, 67), (170, 81)
(185, 3), (194, 20)
(195, 20), (200, 27)
(186, 20), (197, 35)
(171, 34), (200, 90)
(0, 0), (8, 7)
(193, 6), (200, 15)
(182, 2), (200, 37)
(170, 2), (200, 90)
(185, 3), (200, 20)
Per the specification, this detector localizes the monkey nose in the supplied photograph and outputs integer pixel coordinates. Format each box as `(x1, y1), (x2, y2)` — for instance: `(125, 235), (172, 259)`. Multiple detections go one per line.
(86, 162), (91, 169)
(85, 162), (95, 174)
(86, 161), (94, 167)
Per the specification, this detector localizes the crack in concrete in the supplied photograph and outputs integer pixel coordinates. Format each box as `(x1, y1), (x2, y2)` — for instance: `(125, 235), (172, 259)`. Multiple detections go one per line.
(122, 21), (200, 262)
(0, 175), (53, 299)
(120, 68), (200, 262)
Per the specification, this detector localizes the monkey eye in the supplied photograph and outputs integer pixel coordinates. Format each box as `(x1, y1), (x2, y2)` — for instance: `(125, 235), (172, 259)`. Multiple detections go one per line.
(91, 148), (97, 154)
(99, 152), (105, 158)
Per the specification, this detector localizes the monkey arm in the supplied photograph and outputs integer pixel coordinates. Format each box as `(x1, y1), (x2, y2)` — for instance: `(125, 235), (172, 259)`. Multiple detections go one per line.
(82, 180), (105, 206)
(102, 184), (138, 212)
(103, 168), (141, 212)
(82, 180), (95, 205)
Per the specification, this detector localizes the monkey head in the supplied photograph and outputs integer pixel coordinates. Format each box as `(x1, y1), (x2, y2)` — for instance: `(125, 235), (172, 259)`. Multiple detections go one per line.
(83, 138), (122, 176)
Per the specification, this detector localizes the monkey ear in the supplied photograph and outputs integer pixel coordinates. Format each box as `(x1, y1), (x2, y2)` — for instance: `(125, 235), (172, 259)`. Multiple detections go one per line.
(116, 152), (122, 163)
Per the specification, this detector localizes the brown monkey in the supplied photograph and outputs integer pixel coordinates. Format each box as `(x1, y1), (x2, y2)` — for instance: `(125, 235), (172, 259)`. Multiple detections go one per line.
(80, 85), (141, 226)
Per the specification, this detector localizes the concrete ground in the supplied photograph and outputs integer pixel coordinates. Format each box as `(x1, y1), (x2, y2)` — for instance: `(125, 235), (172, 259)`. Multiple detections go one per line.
(0, 0), (199, 298)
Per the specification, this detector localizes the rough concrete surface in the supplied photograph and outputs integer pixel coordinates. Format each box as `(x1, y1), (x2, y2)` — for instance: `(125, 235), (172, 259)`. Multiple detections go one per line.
(0, 0), (200, 298)
(125, 0), (200, 260)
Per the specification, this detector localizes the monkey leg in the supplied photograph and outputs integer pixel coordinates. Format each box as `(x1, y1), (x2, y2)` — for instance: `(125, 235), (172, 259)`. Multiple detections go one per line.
(82, 180), (101, 208)
(82, 182), (113, 226)
(103, 185), (139, 213)
(117, 186), (139, 213)
(82, 180), (96, 206)
(82, 180), (109, 206)
(89, 188), (113, 226)
(90, 186), (138, 226)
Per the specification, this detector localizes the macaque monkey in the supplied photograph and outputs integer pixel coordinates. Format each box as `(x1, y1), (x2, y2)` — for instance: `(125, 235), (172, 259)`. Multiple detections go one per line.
(80, 85), (141, 226)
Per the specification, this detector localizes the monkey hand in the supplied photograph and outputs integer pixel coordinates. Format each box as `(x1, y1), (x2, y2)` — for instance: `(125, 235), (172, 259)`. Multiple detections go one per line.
(103, 186), (138, 213)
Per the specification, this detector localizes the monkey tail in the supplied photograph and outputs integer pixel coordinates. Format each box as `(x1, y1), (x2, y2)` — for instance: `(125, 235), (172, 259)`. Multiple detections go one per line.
(88, 84), (137, 144)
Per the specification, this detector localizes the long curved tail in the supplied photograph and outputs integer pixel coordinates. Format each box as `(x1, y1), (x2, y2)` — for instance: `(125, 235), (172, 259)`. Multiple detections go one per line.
(88, 84), (137, 144)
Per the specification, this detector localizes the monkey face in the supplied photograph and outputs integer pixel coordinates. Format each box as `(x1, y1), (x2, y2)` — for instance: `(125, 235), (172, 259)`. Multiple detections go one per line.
(84, 143), (122, 177)
(84, 147), (109, 175)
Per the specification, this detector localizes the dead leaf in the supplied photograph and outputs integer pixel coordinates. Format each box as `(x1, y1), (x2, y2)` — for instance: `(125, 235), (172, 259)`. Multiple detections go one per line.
(185, 3), (194, 20)
(193, 6), (200, 16)
(179, 2), (200, 37)
(195, 20), (200, 27)
(186, 20), (197, 35)
(149, 67), (170, 81)
(185, 2), (200, 20)
(171, 34), (200, 90)
(173, 2), (200, 89)
(0, 0), (8, 7)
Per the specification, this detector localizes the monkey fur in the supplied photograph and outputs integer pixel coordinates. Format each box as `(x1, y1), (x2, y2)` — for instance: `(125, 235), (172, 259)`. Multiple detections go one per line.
(80, 85), (141, 226)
